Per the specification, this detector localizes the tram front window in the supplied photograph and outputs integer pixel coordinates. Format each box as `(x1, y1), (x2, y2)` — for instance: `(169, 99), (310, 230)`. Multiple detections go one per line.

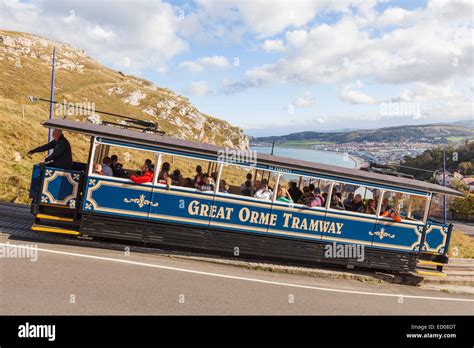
(379, 191), (427, 222)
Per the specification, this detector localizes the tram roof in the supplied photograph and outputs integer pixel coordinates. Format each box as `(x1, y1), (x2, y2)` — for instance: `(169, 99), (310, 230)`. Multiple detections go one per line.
(43, 119), (464, 197)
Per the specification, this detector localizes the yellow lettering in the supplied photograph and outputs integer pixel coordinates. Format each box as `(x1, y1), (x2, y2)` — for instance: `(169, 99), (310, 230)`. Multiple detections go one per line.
(269, 214), (278, 226)
(291, 217), (300, 229)
(239, 207), (250, 222)
(250, 211), (259, 224)
(300, 218), (307, 230)
(336, 223), (343, 234)
(225, 207), (234, 220)
(328, 223), (336, 234)
(309, 219), (319, 231)
(283, 213), (292, 227)
(209, 205), (217, 218)
(188, 200), (200, 216)
(200, 204), (209, 217)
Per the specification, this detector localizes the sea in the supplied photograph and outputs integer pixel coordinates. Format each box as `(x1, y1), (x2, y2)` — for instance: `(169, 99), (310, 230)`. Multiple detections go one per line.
(251, 146), (357, 169)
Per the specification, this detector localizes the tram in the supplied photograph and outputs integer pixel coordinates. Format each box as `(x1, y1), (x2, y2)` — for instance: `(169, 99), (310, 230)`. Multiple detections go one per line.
(29, 118), (464, 273)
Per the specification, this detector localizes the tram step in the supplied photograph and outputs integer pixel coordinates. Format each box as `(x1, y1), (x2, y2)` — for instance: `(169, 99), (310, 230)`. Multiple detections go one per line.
(31, 224), (80, 236)
(417, 260), (445, 267)
(36, 214), (74, 222)
(416, 269), (447, 277)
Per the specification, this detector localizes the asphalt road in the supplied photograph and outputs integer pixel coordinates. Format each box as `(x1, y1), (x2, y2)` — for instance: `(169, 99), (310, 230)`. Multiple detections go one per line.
(0, 234), (473, 315)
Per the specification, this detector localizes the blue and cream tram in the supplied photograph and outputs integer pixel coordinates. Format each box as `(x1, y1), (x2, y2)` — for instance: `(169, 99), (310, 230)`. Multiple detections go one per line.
(29, 119), (464, 273)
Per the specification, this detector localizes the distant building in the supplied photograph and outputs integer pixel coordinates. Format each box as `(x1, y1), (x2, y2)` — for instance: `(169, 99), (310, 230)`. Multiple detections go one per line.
(434, 170), (464, 187)
(461, 177), (474, 192)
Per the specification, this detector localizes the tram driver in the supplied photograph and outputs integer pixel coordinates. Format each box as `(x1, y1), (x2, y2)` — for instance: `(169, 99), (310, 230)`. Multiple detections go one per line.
(28, 129), (73, 170)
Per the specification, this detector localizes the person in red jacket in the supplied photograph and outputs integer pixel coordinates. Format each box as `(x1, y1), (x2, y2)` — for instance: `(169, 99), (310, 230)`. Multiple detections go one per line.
(130, 159), (154, 184)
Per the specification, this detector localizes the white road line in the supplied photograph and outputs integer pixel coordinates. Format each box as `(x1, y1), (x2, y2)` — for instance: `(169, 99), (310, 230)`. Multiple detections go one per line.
(2, 242), (473, 303)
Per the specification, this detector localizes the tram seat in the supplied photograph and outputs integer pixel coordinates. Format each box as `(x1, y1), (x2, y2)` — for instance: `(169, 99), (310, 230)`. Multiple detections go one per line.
(227, 185), (241, 195)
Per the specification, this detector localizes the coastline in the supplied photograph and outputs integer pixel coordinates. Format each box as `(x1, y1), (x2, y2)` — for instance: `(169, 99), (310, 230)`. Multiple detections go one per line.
(252, 145), (368, 169)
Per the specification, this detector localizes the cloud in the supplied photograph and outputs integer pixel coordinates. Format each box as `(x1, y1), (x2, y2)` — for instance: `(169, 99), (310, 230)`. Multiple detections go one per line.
(341, 81), (378, 105)
(1, 0), (189, 73)
(179, 55), (230, 72)
(224, 1), (473, 91)
(261, 39), (285, 52)
(185, 81), (211, 96)
(293, 92), (314, 108)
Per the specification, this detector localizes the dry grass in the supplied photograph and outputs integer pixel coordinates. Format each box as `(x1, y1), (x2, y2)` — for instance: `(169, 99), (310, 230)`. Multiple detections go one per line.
(448, 230), (474, 259)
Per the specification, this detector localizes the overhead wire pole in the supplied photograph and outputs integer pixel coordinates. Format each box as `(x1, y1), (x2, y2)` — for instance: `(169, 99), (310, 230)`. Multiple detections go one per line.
(443, 148), (447, 224)
(48, 47), (56, 144)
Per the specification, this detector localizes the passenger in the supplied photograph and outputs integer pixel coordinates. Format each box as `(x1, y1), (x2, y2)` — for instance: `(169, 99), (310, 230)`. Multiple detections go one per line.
(330, 191), (345, 210)
(380, 198), (392, 213)
(312, 188), (324, 207)
(200, 174), (215, 192)
(219, 179), (229, 193)
(28, 129), (73, 170)
(240, 173), (254, 191)
(114, 162), (129, 178)
(343, 193), (354, 209)
(183, 178), (194, 188)
(194, 174), (203, 189)
(241, 180), (253, 196)
(158, 162), (170, 181)
(110, 155), (119, 175)
(297, 186), (313, 205)
(93, 163), (103, 175)
(364, 199), (376, 214)
(254, 179), (272, 200)
(288, 182), (303, 202)
(101, 156), (113, 176)
(195, 165), (203, 178)
(276, 186), (293, 203)
(171, 169), (182, 185)
(350, 194), (364, 213)
(130, 159), (154, 184)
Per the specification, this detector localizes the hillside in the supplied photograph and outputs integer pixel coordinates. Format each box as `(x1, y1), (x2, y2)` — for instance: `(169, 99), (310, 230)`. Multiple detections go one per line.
(252, 123), (474, 146)
(0, 30), (249, 203)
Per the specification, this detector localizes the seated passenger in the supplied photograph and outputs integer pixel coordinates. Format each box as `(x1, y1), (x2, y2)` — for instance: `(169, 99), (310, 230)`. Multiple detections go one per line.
(343, 193), (354, 209)
(219, 179), (229, 193)
(364, 199), (376, 214)
(288, 182), (303, 202)
(254, 179), (272, 200)
(93, 163), (103, 175)
(241, 180), (253, 196)
(350, 194), (364, 213)
(171, 169), (182, 185)
(311, 188), (324, 207)
(240, 173), (254, 191)
(380, 198), (392, 214)
(101, 156), (113, 176)
(158, 162), (170, 181)
(130, 159), (154, 184)
(330, 191), (345, 210)
(276, 186), (293, 203)
(183, 177), (194, 188)
(194, 174), (203, 189)
(297, 186), (314, 205)
(200, 174), (215, 192)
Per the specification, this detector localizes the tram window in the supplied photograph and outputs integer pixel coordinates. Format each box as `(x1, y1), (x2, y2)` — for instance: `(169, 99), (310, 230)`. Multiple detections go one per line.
(379, 191), (427, 222)
(334, 183), (381, 215)
(92, 143), (156, 180)
(219, 164), (277, 200)
(158, 153), (217, 190)
(277, 174), (331, 207)
(428, 193), (445, 222)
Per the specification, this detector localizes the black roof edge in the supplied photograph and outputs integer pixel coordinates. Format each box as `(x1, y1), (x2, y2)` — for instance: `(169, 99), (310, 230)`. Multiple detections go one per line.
(43, 119), (466, 198)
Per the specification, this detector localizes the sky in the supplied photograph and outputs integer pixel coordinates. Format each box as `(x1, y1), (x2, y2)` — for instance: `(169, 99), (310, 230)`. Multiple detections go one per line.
(1, 0), (473, 136)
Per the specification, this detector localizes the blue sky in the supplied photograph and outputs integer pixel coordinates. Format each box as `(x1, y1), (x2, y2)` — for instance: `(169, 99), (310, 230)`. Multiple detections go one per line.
(2, 0), (473, 136)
